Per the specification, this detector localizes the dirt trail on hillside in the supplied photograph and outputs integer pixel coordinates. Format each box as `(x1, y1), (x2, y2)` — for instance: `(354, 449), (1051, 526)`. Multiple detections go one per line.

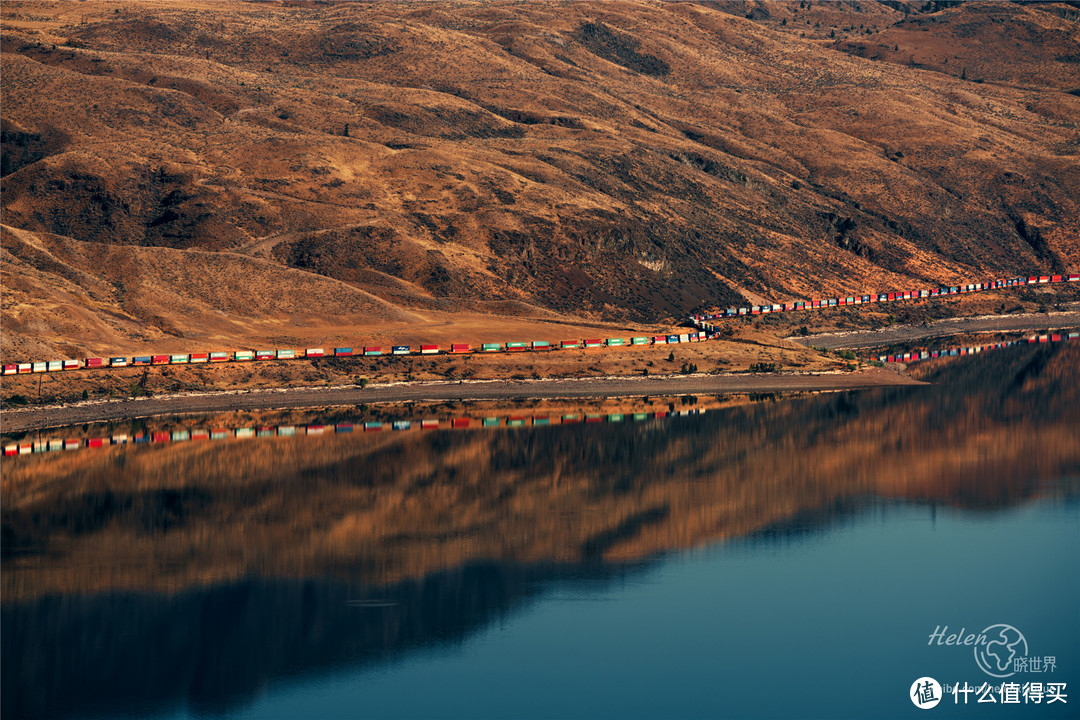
(1, 369), (923, 433)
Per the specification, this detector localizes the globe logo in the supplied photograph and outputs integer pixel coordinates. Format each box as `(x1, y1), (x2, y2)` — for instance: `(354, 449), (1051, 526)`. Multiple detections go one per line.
(974, 624), (1027, 678)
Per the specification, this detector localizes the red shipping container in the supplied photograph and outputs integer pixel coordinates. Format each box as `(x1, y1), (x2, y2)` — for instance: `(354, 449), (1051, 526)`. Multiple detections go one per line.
(450, 344), (470, 353)
(86, 358), (104, 367)
(152, 355), (170, 365)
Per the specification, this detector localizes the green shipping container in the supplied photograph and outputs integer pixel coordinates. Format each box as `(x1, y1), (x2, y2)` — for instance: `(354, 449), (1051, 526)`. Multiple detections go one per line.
(606, 338), (625, 346)
(631, 337), (648, 345)
(481, 343), (501, 352)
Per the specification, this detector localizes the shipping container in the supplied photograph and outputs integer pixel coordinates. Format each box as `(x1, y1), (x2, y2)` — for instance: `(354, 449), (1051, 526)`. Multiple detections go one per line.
(256, 350), (274, 360)
(667, 335), (680, 344)
(276, 349), (295, 360)
(170, 354), (189, 364)
(86, 358), (104, 368)
(363, 347), (382, 356)
(1068, 274), (1079, 282)
(335, 347), (354, 357)
(1038, 276), (1050, 283)
(17, 363), (31, 374)
(109, 357), (128, 367)
(392, 346), (410, 355)
(305, 348), (325, 358)
(209, 352), (228, 362)
(482, 343), (501, 352)
(450, 344), (470, 353)
(506, 342), (529, 351)
(2, 365), (15, 375)
(61, 359), (80, 370)
(421, 345), (439, 354)
(652, 335), (667, 345)
(235, 351), (255, 361)
(47, 361), (63, 371)
(631, 337), (649, 345)
(606, 338), (625, 346)
(531, 341), (551, 350)
(1051, 275), (1062, 283)
(32, 362), (46, 373)
(189, 353), (208, 363)
(678, 333), (690, 343)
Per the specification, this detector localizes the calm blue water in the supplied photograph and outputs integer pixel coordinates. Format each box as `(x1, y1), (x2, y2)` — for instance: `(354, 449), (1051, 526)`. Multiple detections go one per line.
(3, 343), (1079, 719)
(205, 499), (1080, 720)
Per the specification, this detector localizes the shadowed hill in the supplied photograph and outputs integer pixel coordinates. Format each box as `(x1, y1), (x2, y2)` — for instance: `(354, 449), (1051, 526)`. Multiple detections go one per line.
(2, 0), (1079, 345)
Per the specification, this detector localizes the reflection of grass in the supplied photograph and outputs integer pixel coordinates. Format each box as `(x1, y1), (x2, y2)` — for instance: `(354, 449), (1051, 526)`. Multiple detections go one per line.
(5, 344), (1077, 602)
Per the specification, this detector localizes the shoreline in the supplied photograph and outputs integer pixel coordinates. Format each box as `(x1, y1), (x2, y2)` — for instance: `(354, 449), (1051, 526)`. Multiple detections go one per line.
(1, 369), (924, 434)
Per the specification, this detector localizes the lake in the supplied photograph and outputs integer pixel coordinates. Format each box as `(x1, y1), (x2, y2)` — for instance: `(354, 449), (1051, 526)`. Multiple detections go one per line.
(3, 342), (1078, 719)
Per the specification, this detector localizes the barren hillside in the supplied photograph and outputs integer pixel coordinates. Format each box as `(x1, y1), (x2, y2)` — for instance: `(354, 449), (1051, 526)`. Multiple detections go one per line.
(2, 0), (1079, 357)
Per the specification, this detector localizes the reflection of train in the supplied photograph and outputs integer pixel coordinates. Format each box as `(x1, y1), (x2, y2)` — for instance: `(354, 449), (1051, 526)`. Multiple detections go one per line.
(3, 407), (710, 457)
(1, 333), (708, 375)
(879, 331), (1079, 364)
(691, 274), (1079, 331)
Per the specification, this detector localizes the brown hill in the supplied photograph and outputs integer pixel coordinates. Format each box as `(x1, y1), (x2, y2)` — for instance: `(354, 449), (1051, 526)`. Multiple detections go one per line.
(2, 0), (1079, 355)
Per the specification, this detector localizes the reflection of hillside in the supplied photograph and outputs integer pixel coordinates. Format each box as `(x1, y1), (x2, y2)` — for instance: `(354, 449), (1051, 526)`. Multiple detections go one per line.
(1, 344), (1078, 719)
(4, 344), (1078, 604)
(2, 562), (639, 720)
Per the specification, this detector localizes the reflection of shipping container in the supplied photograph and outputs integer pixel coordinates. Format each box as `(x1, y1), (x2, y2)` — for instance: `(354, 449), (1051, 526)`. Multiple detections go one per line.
(173, 430), (191, 442)
(211, 429), (229, 440)
(277, 426), (296, 437)
(482, 417), (500, 428)
(335, 347), (354, 357)
(421, 419), (439, 430)
(364, 422), (382, 432)
(421, 345), (439, 355)
(561, 414), (580, 423)
(236, 427), (256, 438)
(256, 427), (275, 438)
(153, 431), (171, 443)
(392, 420), (411, 431)
(451, 418), (470, 428)
(191, 430), (209, 441)
(65, 439), (80, 451)
(235, 351), (254, 361)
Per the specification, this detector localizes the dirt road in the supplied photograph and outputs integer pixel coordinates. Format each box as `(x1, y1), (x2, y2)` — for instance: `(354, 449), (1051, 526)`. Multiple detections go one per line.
(790, 310), (1080, 350)
(1, 370), (924, 433)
